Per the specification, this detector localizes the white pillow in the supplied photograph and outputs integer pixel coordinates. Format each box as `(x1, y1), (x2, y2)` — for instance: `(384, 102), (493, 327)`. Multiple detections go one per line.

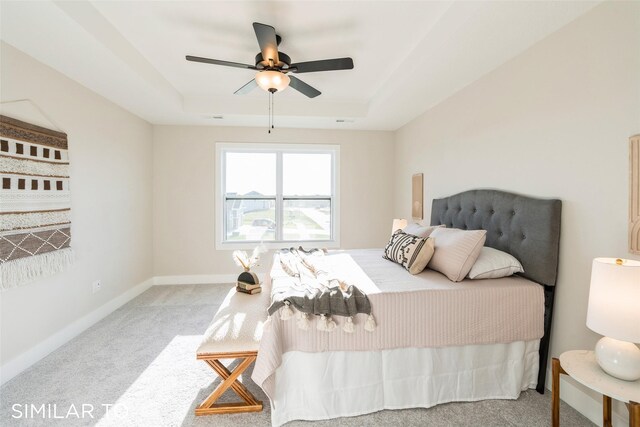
(427, 228), (487, 282)
(468, 247), (524, 279)
(402, 223), (444, 238)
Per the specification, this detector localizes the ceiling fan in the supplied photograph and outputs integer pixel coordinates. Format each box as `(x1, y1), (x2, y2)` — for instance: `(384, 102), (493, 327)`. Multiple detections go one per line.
(186, 22), (354, 98)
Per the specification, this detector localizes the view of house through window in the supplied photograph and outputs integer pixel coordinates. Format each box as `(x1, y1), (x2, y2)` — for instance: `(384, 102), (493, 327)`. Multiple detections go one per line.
(220, 145), (337, 244)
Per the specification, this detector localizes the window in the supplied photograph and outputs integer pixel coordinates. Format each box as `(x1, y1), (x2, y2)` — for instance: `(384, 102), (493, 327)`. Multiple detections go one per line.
(216, 143), (339, 248)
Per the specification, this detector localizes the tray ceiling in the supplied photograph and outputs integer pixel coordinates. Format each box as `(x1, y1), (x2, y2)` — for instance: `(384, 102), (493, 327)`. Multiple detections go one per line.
(0, 1), (600, 130)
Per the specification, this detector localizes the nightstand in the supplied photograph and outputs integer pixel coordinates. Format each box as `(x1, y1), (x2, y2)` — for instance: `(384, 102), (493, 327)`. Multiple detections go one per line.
(552, 350), (640, 427)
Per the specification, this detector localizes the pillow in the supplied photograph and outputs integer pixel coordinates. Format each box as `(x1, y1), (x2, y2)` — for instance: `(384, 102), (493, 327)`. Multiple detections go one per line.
(383, 230), (435, 274)
(402, 223), (444, 238)
(427, 228), (487, 282)
(468, 247), (524, 279)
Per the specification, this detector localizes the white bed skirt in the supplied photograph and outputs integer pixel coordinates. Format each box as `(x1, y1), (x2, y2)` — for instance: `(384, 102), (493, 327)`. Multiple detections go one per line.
(270, 340), (540, 426)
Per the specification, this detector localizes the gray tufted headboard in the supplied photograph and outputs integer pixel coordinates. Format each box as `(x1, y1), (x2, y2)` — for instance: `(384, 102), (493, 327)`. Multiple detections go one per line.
(430, 189), (562, 287)
(430, 189), (562, 393)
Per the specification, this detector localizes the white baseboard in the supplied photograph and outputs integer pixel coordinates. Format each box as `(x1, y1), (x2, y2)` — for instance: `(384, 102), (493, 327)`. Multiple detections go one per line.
(152, 274), (236, 285)
(557, 377), (628, 427)
(0, 278), (153, 386)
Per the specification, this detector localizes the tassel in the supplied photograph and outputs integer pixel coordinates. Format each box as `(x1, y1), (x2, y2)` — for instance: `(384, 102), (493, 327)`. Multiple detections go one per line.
(317, 314), (328, 331)
(343, 317), (355, 333)
(364, 314), (377, 332)
(326, 316), (337, 332)
(1, 248), (74, 290)
(297, 312), (310, 330)
(280, 301), (294, 321)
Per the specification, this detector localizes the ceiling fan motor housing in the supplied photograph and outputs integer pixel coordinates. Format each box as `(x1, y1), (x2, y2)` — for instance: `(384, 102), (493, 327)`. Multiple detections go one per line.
(255, 51), (291, 70)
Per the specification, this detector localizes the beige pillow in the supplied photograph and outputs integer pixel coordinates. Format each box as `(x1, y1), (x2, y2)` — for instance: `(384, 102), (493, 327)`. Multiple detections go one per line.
(402, 223), (444, 238)
(383, 230), (435, 274)
(428, 228), (487, 281)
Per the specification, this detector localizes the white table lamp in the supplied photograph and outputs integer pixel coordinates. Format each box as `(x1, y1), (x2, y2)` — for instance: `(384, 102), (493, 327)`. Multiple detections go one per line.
(391, 218), (408, 235)
(586, 257), (640, 381)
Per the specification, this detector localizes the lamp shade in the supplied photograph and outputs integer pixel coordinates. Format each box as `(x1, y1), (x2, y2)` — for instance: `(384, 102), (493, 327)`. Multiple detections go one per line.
(586, 258), (640, 343)
(255, 70), (290, 92)
(391, 218), (408, 234)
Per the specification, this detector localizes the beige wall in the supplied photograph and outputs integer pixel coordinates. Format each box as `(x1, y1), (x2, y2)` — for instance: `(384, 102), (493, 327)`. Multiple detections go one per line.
(0, 43), (153, 366)
(152, 126), (394, 277)
(394, 1), (639, 421)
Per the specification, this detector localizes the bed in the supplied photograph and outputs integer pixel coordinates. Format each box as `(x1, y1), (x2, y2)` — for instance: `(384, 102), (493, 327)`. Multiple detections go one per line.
(252, 189), (562, 426)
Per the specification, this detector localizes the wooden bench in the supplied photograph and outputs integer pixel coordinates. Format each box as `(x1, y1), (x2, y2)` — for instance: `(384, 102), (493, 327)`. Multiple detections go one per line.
(195, 286), (269, 415)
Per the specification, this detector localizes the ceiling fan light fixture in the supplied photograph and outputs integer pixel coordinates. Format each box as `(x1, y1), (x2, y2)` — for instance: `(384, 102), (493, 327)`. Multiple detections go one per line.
(255, 70), (290, 92)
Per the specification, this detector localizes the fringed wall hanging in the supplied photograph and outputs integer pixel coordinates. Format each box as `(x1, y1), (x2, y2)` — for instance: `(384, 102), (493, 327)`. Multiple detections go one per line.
(0, 115), (73, 290)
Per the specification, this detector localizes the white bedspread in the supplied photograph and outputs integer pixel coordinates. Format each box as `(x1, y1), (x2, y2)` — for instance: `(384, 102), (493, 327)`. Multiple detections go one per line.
(252, 249), (545, 400)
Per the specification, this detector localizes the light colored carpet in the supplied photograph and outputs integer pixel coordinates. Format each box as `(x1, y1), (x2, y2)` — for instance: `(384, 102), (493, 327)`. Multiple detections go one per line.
(1, 284), (593, 427)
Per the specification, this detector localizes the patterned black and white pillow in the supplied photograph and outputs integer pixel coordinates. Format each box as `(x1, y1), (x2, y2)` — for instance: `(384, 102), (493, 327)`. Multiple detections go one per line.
(383, 230), (435, 274)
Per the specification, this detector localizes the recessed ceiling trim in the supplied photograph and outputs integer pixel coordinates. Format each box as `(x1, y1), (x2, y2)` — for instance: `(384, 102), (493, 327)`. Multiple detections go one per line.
(1, 0), (604, 130)
(53, 0), (182, 105)
(183, 95), (367, 118)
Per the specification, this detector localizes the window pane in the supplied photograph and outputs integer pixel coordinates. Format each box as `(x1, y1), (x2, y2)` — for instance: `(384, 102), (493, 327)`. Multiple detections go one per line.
(283, 199), (331, 241)
(283, 153), (332, 196)
(225, 199), (276, 241)
(225, 152), (276, 196)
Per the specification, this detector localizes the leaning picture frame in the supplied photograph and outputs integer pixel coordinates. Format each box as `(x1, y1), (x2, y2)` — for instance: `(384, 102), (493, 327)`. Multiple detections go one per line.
(412, 173), (423, 221)
(630, 134), (640, 254)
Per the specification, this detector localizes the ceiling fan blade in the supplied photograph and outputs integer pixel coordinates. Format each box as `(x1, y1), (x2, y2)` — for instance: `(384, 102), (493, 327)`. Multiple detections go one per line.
(290, 57), (354, 73)
(234, 79), (258, 95)
(253, 22), (280, 65)
(186, 55), (256, 70)
(288, 75), (321, 98)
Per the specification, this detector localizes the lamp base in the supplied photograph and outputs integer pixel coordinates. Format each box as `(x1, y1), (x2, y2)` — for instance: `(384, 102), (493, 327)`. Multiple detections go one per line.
(594, 336), (640, 381)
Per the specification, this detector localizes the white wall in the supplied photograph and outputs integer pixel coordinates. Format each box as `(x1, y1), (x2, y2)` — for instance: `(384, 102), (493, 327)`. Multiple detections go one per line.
(152, 126), (394, 279)
(0, 43), (153, 377)
(394, 2), (639, 424)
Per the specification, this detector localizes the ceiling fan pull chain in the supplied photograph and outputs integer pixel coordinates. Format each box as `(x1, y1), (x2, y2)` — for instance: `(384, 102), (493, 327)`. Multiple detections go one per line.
(272, 93), (275, 130)
(270, 91), (272, 131)
(268, 91), (272, 134)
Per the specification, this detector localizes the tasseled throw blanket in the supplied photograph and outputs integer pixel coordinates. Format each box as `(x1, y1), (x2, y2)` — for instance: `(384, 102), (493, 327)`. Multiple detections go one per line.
(268, 248), (376, 333)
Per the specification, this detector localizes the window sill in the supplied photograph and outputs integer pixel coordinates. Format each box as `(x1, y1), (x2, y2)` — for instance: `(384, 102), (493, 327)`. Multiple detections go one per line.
(216, 240), (340, 251)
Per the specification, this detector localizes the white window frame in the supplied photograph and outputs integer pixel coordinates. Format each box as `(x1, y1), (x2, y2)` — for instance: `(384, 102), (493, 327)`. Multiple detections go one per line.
(215, 142), (340, 250)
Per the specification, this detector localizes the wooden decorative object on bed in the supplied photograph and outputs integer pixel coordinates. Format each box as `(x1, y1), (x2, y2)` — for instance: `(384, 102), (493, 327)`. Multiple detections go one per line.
(630, 134), (640, 254)
(412, 173), (423, 220)
(0, 115), (73, 290)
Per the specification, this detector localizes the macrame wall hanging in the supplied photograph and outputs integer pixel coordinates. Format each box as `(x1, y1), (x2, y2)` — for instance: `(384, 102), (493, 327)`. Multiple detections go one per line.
(0, 114), (73, 290)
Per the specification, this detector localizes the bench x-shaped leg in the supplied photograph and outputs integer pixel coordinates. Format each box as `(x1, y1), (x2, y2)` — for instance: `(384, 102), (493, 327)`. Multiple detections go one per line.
(196, 352), (263, 415)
